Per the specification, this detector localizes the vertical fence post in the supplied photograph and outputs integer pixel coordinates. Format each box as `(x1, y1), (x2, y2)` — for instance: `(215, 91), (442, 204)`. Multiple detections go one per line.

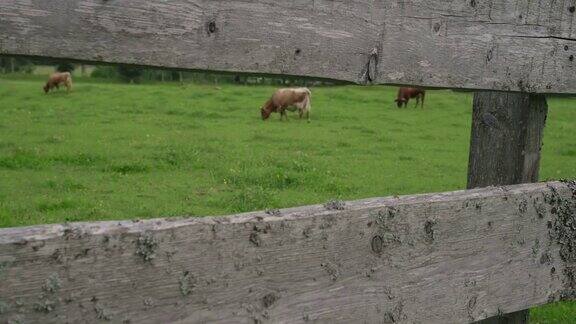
(468, 91), (548, 323)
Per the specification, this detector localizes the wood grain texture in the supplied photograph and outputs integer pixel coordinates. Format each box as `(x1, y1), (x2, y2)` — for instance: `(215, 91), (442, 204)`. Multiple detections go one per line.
(468, 92), (548, 189)
(468, 92), (548, 324)
(0, 181), (575, 323)
(2, 0), (576, 92)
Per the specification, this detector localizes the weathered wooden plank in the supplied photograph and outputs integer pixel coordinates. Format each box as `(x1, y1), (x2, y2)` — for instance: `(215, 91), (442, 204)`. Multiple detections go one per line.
(2, 0), (576, 93)
(468, 92), (548, 323)
(0, 181), (575, 323)
(468, 92), (548, 188)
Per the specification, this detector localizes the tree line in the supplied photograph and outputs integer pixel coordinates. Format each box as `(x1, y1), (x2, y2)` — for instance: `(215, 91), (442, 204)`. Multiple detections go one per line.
(0, 56), (341, 86)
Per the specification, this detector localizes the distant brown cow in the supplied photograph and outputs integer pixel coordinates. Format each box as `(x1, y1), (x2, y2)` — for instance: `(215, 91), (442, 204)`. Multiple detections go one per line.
(395, 87), (425, 108)
(43, 72), (72, 94)
(261, 87), (311, 121)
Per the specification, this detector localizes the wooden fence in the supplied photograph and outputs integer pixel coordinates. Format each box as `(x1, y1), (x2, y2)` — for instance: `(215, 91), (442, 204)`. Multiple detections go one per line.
(2, 0), (576, 93)
(1, 0), (575, 323)
(0, 182), (574, 323)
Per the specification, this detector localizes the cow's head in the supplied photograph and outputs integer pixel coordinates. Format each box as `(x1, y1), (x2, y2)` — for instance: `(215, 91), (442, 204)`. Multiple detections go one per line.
(260, 99), (274, 120)
(43, 83), (50, 94)
(261, 106), (272, 120)
(395, 98), (406, 108)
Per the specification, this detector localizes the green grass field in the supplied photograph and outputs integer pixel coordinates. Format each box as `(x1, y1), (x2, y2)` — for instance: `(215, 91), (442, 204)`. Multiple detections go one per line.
(0, 77), (574, 322)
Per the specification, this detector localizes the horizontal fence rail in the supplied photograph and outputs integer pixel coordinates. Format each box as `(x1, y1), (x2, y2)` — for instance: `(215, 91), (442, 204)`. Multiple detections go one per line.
(0, 181), (574, 323)
(2, 0), (576, 93)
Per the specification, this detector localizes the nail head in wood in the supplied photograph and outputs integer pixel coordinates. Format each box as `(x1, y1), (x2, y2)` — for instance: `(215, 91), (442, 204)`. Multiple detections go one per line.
(208, 21), (217, 34)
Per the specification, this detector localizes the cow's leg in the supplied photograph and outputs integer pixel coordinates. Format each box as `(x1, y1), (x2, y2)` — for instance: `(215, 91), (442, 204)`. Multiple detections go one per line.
(420, 92), (425, 109)
(306, 98), (311, 122)
(414, 96), (420, 108)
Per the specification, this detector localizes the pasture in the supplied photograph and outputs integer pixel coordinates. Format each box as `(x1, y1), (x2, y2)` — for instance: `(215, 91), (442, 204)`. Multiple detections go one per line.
(0, 77), (575, 321)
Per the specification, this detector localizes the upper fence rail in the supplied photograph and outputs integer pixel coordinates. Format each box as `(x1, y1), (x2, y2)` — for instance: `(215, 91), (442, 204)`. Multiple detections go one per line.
(2, 0), (576, 93)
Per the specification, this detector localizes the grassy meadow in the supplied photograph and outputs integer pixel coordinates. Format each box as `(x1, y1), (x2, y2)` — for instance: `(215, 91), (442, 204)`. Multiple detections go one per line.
(0, 76), (574, 321)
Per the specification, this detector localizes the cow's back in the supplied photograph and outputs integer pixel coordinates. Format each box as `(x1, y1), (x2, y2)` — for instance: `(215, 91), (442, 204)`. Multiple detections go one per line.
(273, 88), (310, 106)
(398, 87), (423, 99)
(49, 72), (71, 83)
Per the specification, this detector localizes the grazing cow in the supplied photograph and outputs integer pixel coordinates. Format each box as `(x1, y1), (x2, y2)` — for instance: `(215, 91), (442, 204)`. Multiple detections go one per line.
(395, 87), (425, 108)
(43, 72), (73, 94)
(260, 87), (311, 121)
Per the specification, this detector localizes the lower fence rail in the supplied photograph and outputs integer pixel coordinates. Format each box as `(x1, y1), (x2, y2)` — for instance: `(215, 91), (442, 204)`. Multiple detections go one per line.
(0, 181), (575, 323)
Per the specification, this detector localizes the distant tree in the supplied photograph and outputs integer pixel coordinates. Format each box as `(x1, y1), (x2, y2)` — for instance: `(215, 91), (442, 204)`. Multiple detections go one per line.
(234, 75), (248, 85)
(91, 66), (118, 79)
(170, 71), (180, 82)
(117, 65), (143, 83)
(56, 62), (75, 73)
(0, 56), (34, 74)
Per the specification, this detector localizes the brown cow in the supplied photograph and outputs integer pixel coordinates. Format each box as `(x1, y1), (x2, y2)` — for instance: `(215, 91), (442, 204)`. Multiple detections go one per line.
(261, 87), (311, 121)
(43, 72), (73, 94)
(395, 87), (425, 108)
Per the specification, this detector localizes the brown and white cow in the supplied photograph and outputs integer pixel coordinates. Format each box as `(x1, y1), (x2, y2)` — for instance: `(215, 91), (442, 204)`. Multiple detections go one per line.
(43, 72), (73, 94)
(260, 88), (311, 121)
(395, 87), (425, 108)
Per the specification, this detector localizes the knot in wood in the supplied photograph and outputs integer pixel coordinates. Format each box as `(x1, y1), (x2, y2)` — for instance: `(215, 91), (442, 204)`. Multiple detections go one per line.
(371, 235), (384, 254)
(481, 113), (498, 129)
(367, 48), (379, 82)
(424, 220), (435, 243)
